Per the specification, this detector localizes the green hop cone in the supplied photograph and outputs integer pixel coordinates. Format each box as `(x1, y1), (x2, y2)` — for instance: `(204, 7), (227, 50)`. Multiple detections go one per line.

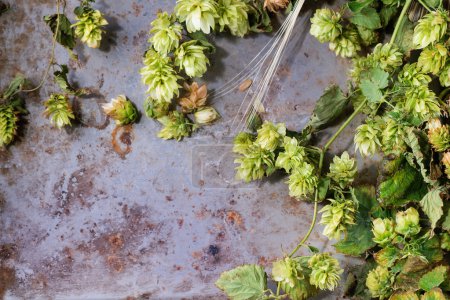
(395, 207), (421, 237)
(275, 136), (307, 173)
(428, 119), (450, 152)
(372, 218), (396, 246)
(235, 143), (276, 182)
(310, 8), (342, 43)
(366, 266), (393, 299)
(413, 9), (448, 49)
(72, 9), (108, 48)
(102, 95), (138, 125)
(443, 152), (450, 179)
(319, 198), (356, 240)
(382, 0), (402, 6)
(397, 63), (431, 87)
(255, 121), (286, 151)
(140, 50), (182, 103)
(157, 111), (196, 141)
(149, 12), (183, 55)
(272, 257), (304, 288)
(372, 43), (403, 72)
(193, 106), (220, 125)
(418, 43), (448, 75)
(327, 151), (357, 188)
(175, 0), (218, 34)
(43, 93), (75, 128)
(357, 26), (378, 47)
(287, 162), (318, 199)
(0, 104), (19, 147)
(381, 117), (407, 155)
(354, 121), (381, 157)
(174, 40), (210, 78)
(441, 232), (450, 251)
(403, 85), (440, 122)
(349, 56), (376, 84)
(308, 253), (343, 291)
(439, 64), (450, 87)
(329, 26), (361, 58)
(143, 98), (170, 119)
(217, 0), (250, 37)
(233, 132), (255, 155)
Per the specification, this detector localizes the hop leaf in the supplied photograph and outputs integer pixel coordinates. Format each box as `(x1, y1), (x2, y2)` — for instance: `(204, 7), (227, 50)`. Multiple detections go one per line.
(310, 8), (342, 43)
(320, 198), (356, 240)
(395, 207), (421, 237)
(157, 111), (195, 141)
(175, 0), (218, 34)
(397, 63), (431, 87)
(43, 93), (75, 128)
(403, 85), (440, 122)
(372, 218), (396, 246)
(417, 43), (448, 75)
(102, 95), (138, 125)
(413, 9), (448, 49)
(140, 50), (182, 103)
(366, 266), (393, 299)
(354, 120), (381, 156)
(329, 26), (361, 58)
(255, 121), (286, 151)
(275, 136), (307, 173)
(287, 162), (318, 199)
(217, 0), (250, 37)
(0, 104), (19, 147)
(328, 151), (357, 188)
(72, 9), (108, 48)
(174, 40), (210, 78)
(308, 253), (343, 291)
(149, 12), (183, 55)
(235, 143), (276, 182)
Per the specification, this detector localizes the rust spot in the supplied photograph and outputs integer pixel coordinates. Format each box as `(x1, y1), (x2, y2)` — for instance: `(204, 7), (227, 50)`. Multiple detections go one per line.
(0, 244), (17, 261)
(108, 233), (124, 250)
(107, 255), (124, 272)
(112, 125), (134, 159)
(0, 267), (15, 298)
(131, 2), (143, 17)
(225, 210), (245, 229)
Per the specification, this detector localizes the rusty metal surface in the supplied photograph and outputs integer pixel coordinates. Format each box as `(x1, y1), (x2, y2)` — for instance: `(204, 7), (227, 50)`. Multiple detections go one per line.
(0, 1), (371, 299)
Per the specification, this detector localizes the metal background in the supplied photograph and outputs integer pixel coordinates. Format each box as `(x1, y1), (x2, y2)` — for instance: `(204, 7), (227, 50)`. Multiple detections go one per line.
(0, 0), (375, 299)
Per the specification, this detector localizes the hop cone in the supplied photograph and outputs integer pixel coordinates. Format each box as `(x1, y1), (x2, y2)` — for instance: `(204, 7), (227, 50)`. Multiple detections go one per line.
(329, 26), (361, 58)
(287, 162), (318, 199)
(275, 136), (307, 173)
(272, 257), (304, 288)
(381, 117), (407, 155)
(328, 151), (357, 188)
(174, 40), (209, 78)
(354, 121), (381, 157)
(255, 121), (286, 151)
(319, 198), (356, 240)
(102, 95), (138, 125)
(357, 26), (378, 46)
(0, 104), (19, 147)
(144, 98), (170, 119)
(308, 253), (343, 291)
(149, 12), (182, 55)
(158, 111), (195, 141)
(439, 64), (450, 87)
(443, 152), (450, 179)
(372, 218), (396, 246)
(413, 9), (448, 49)
(372, 43), (403, 72)
(217, 0), (250, 37)
(178, 82), (208, 113)
(233, 132), (255, 155)
(366, 266), (393, 298)
(264, 0), (290, 12)
(140, 50), (182, 103)
(72, 9), (108, 48)
(175, 0), (218, 34)
(428, 119), (450, 152)
(418, 43), (447, 75)
(43, 93), (75, 128)
(404, 85), (440, 122)
(235, 143), (276, 182)
(193, 106), (220, 124)
(395, 207), (421, 237)
(397, 63), (431, 87)
(310, 8), (342, 43)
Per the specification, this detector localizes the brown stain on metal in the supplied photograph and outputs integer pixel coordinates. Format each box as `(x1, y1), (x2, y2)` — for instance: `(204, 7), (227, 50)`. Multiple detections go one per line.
(224, 210), (245, 230)
(0, 244), (17, 261)
(111, 125), (134, 159)
(131, 2), (144, 17)
(0, 267), (16, 298)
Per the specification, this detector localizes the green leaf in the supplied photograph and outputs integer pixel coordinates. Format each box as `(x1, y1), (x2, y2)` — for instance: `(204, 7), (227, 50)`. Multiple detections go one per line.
(419, 266), (448, 291)
(419, 236), (444, 263)
(53, 65), (87, 96)
(370, 67), (389, 89)
(374, 245), (400, 267)
(334, 186), (377, 256)
(350, 7), (381, 30)
(395, 18), (415, 54)
(395, 256), (430, 291)
(423, 0), (440, 8)
(421, 287), (447, 300)
(420, 189), (444, 230)
(442, 208), (450, 232)
(343, 259), (377, 299)
(360, 79), (383, 103)
(348, 0), (374, 12)
(187, 31), (216, 54)
(215, 264), (267, 300)
(389, 291), (419, 300)
(43, 14), (76, 50)
(317, 177), (330, 202)
(307, 245), (319, 254)
(308, 85), (349, 131)
(380, 6), (399, 27)
(2, 75), (25, 100)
